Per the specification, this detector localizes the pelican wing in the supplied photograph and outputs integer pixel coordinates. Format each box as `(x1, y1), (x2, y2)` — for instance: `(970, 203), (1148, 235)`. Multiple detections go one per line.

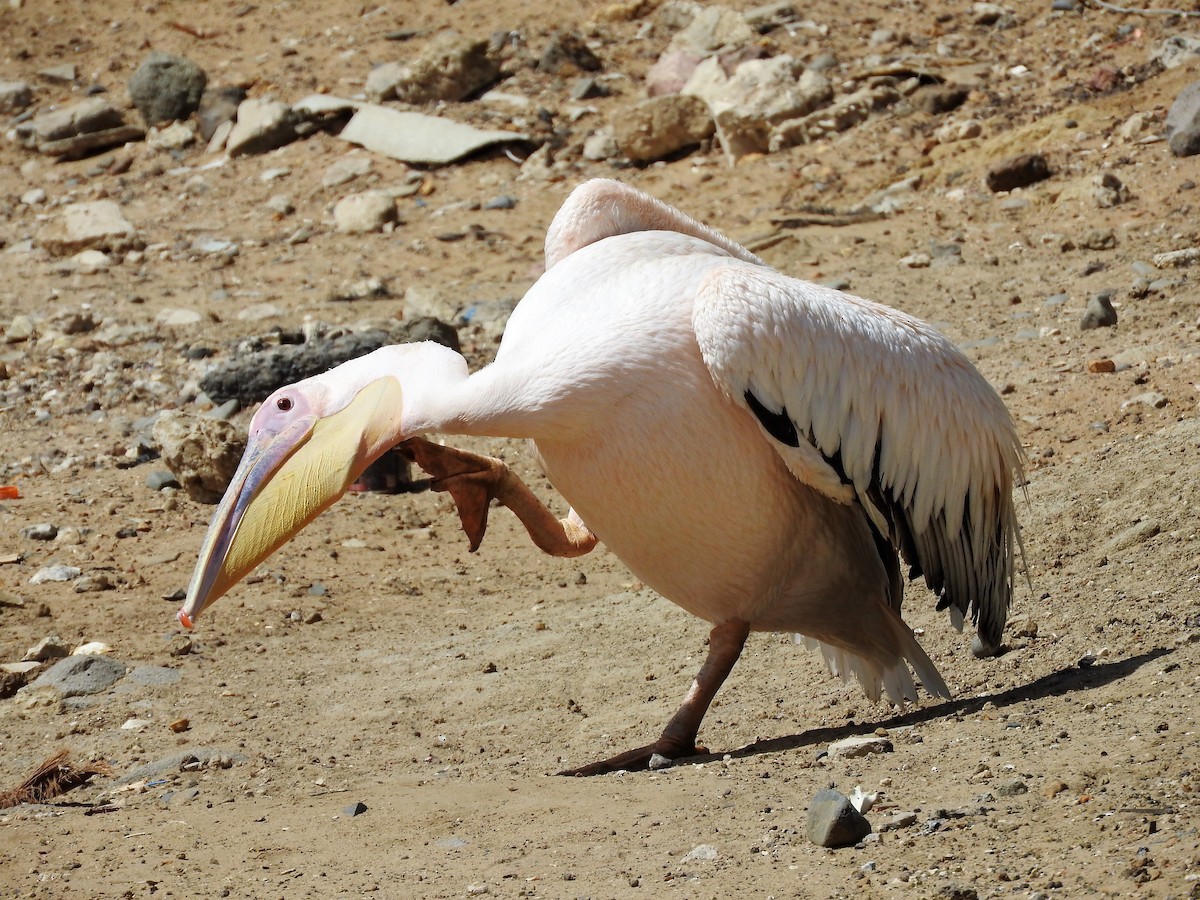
(692, 264), (1024, 647)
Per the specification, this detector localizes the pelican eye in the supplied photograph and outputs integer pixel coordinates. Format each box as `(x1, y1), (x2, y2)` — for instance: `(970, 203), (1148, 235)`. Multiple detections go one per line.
(276, 397), (293, 412)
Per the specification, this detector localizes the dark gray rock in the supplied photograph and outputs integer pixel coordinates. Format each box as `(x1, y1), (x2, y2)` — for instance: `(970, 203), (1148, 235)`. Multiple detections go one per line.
(128, 52), (208, 126)
(29, 654), (127, 697)
(1167, 81), (1200, 158)
(344, 801), (368, 816)
(146, 469), (180, 491)
(996, 778), (1029, 797)
(197, 85), (246, 141)
(807, 789), (872, 847)
(1080, 290), (1118, 330)
(198, 321), (459, 408)
(114, 748), (246, 785)
(985, 153), (1051, 192)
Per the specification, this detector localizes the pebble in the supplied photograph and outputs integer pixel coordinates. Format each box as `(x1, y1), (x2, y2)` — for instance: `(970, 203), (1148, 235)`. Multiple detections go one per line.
(321, 155), (373, 188)
(996, 778), (1029, 796)
(20, 523), (58, 541)
(23, 635), (70, 662)
(828, 735), (893, 758)
(344, 801), (368, 817)
(226, 98), (298, 157)
(197, 85), (246, 141)
(682, 844), (718, 862)
(38, 200), (140, 256)
(0, 80), (34, 114)
(985, 152), (1051, 192)
(483, 194), (517, 210)
(367, 32), (498, 104)
(151, 411), (245, 503)
(146, 470), (181, 491)
(611, 94), (714, 164)
(30, 564), (82, 584)
(1080, 291), (1117, 330)
(807, 788), (872, 848)
(1152, 247), (1200, 268)
(1087, 358), (1116, 373)
(1166, 80), (1200, 157)
(72, 641), (111, 656)
(333, 190), (398, 234)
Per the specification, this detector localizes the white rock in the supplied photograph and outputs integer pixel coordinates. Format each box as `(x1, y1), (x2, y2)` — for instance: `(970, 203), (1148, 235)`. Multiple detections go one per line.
(30, 564), (82, 584)
(333, 190), (397, 234)
(147, 121), (196, 151)
(157, 308), (205, 326)
(682, 844), (719, 862)
(828, 735), (893, 758)
(226, 98), (297, 157)
(71, 249), (111, 273)
(322, 154), (373, 188)
(121, 717), (152, 730)
(38, 200), (139, 256)
(72, 641), (111, 656)
(337, 104), (527, 165)
(20, 187), (46, 205)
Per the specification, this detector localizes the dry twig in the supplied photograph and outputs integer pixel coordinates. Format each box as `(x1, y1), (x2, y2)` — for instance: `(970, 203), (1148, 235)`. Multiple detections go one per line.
(0, 749), (114, 809)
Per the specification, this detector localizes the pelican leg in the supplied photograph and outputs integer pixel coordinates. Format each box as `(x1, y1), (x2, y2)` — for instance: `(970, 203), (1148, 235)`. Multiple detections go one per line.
(398, 437), (597, 557)
(560, 620), (751, 776)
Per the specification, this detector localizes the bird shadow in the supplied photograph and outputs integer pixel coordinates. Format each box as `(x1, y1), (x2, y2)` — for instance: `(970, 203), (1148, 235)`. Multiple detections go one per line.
(708, 646), (1173, 765)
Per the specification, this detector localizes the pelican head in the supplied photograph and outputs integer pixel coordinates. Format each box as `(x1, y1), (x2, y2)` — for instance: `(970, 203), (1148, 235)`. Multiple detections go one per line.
(176, 346), (437, 629)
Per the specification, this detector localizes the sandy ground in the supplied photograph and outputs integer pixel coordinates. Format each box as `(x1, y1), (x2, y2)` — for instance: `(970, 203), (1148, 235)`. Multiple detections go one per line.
(1, 0), (1198, 897)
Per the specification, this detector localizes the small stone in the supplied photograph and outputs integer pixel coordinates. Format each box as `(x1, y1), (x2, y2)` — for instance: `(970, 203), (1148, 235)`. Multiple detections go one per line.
(128, 52), (208, 125)
(321, 155), (373, 188)
(367, 31), (498, 103)
(264, 194), (295, 216)
(1087, 358), (1116, 374)
(23, 635), (70, 662)
(648, 753), (673, 770)
(38, 201), (139, 256)
(1152, 247), (1200, 268)
(72, 641), (111, 656)
(483, 194), (517, 210)
(146, 121), (197, 151)
(169, 717), (190, 733)
(30, 565), (82, 585)
(197, 85), (246, 141)
(226, 98), (297, 157)
(611, 94), (714, 163)
(146, 469), (181, 491)
(152, 411), (245, 504)
(1080, 291), (1118, 330)
(985, 153), (1052, 192)
(1167, 80), (1200, 157)
(1042, 779), (1068, 798)
(38, 63), (77, 84)
(20, 523), (58, 541)
(828, 735), (893, 758)
(996, 778), (1029, 797)
(0, 81), (34, 114)
(333, 191), (397, 234)
(682, 844), (718, 862)
(807, 789), (872, 848)
(343, 801), (368, 817)
(74, 572), (115, 593)
(329, 278), (388, 303)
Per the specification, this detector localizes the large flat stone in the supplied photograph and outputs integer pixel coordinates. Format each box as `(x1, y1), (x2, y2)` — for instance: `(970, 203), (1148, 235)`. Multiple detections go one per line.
(38, 201), (140, 256)
(337, 104), (527, 165)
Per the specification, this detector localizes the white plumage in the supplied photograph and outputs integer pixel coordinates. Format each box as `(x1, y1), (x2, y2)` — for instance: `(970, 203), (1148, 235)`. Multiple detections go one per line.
(180, 179), (1024, 774)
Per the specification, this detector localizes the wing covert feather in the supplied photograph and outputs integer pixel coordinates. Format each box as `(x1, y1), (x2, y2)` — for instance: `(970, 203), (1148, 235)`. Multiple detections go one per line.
(692, 265), (1023, 647)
